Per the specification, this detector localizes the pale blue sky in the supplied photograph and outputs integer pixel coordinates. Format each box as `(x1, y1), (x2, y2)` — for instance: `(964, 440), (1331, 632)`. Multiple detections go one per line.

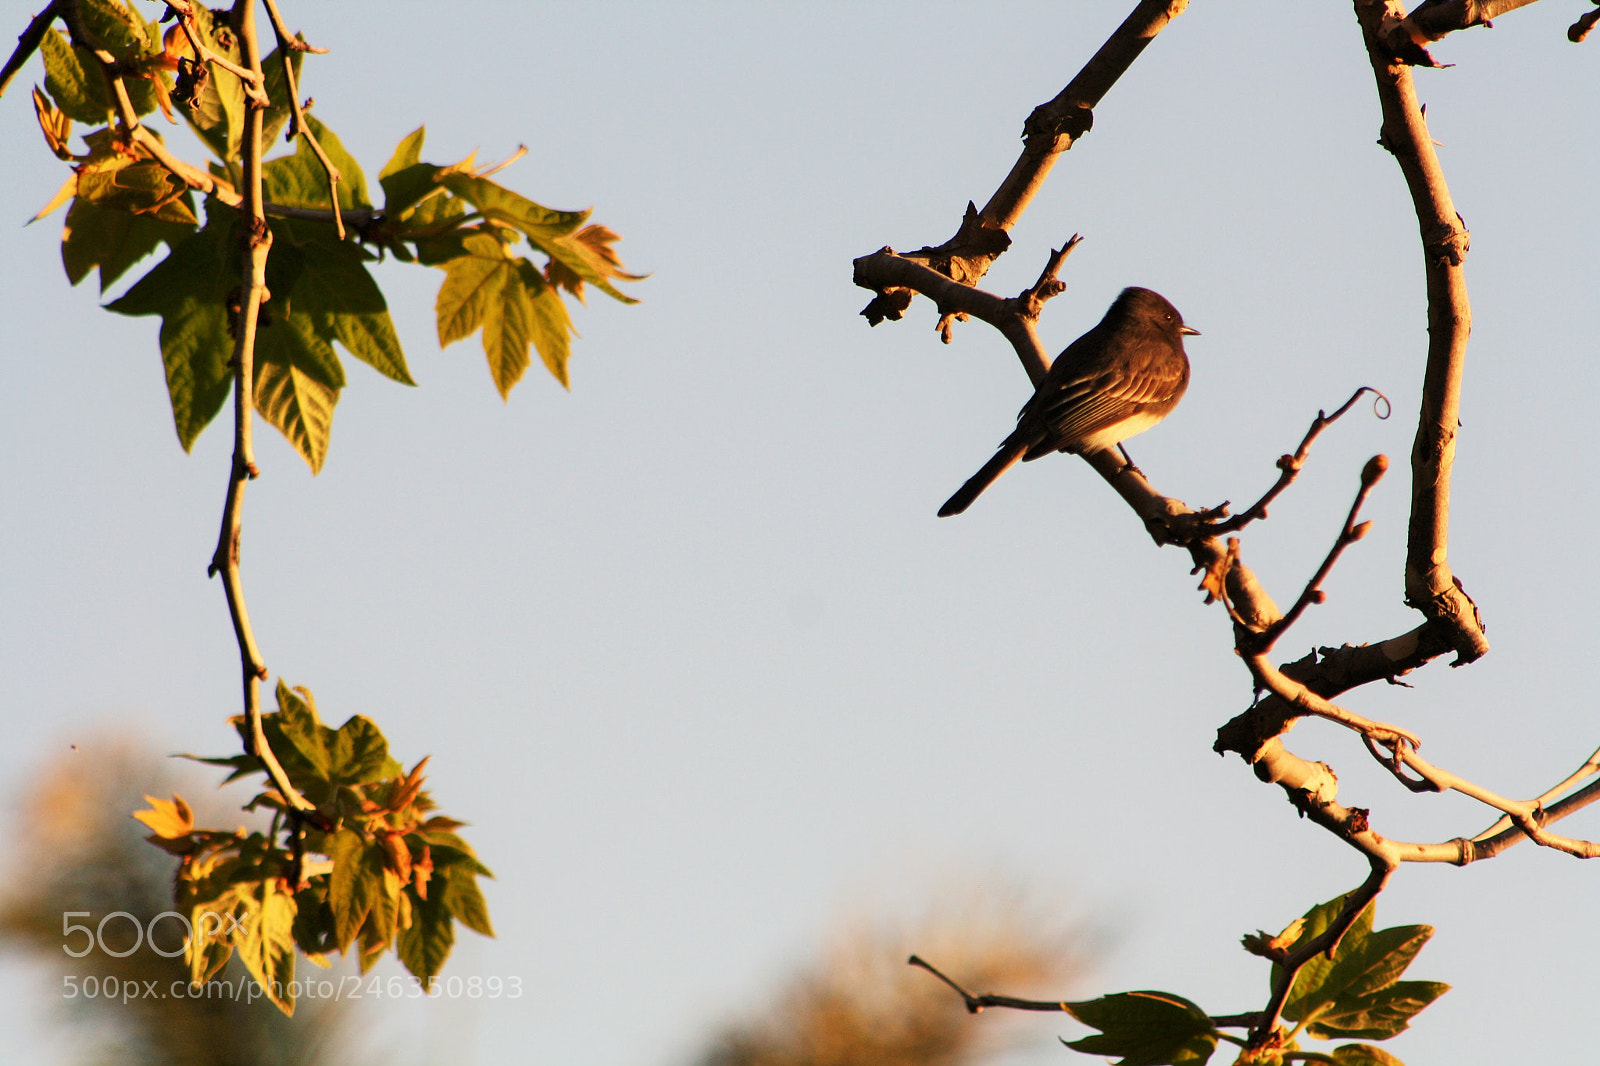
(2, 3), (1596, 1063)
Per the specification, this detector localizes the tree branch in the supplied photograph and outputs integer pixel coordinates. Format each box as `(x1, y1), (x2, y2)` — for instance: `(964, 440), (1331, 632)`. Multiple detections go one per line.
(1356, 0), (1489, 665)
(206, 0), (311, 815)
(0, 0), (62, 100)
(260, 0), (345, 237)
(853, 0), (1189, 331)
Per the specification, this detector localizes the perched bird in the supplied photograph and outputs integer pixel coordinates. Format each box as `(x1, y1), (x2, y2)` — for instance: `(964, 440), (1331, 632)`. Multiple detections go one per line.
(938, 286), (1197, 517)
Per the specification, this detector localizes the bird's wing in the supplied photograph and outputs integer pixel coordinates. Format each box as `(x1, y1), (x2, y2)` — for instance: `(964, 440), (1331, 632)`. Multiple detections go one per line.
(1024, 334), (1188, 452)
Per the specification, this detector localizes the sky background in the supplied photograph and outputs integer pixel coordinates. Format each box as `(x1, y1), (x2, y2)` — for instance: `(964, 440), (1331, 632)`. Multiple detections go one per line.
(2, 2), (1597, 1063)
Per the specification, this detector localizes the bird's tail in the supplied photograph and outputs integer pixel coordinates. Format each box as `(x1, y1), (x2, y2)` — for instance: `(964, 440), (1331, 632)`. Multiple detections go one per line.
(938, 438), (1030, 517)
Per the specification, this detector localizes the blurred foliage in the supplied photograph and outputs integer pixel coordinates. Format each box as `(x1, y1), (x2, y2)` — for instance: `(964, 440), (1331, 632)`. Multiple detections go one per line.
(699, 890), (1094, 1066)
(0, 739), (365, 1066)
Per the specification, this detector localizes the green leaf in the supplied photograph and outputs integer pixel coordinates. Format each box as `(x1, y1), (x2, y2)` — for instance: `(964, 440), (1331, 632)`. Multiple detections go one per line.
(262, 114), (370, 211)
(270, 680), (333, 779)
(527, 267), (575, 388)
(186, 883), (248, 985)
(439, 862), (494, 938)
(236, 879), (298, 1016)
(61, 196), (195, 291)
(327, 715), (400, 786)
(76, 159), (198, 225)
(435, 230), (573, 396)
(40, 2), (166, 121)
(326, 827), (381, 952)
(40, 29), (107, 123)
(439, 171), (588, 243)
(1331, 1044), (1406, 1066)
(254, 351), (337, 473)
(258, 309), (344, 390)
(320, 309), (412, 385)
(265, 217), (413, 384)
(358, 868), (402, 971)
(481, 258), (534, 397)
(105, 221), (236, 451)
(418, 829), (494, 878)
(171, 5), (245, 161)
(396, 881), (455, 982)
(176, 752), (263, 785)
(1062, 991), (1218, 1066)
(1337, 925), (1434, 1001)
(378, 127), (440, 218)
(435, 230), (507, 345)
(1278, 895), (1375, 1023)
(1306, 981), (1450, 1041)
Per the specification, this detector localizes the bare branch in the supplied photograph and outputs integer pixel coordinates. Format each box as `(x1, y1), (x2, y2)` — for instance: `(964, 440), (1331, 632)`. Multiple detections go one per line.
(1208, 388), (1390, 536)
(1251, 455), (1388, 652)
(853, 0), (1189, 332)
(260, 0), (345, 237)
(1385, 0), (1549, 64)
(0, 0), (62, 99)
(1356, 0), (1489, 665)
(906, 955), (1072, 1014)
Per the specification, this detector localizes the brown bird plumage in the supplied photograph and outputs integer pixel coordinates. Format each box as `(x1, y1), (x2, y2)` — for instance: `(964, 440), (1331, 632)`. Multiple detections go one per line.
(938, 287), (1197, 517)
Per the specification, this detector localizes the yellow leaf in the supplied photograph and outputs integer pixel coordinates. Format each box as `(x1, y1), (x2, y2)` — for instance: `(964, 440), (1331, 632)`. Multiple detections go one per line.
(134, 793), (194, 838)
(31, 173), (79, 224)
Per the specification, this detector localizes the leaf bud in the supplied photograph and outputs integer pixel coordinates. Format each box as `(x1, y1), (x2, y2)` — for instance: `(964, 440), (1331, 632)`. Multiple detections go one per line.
(1361, 454), (1389, 486)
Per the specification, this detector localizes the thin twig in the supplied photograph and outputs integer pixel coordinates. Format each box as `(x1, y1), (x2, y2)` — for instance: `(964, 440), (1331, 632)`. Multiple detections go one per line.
(907, 955), (1071, 1014)
(1252, 455), (1388, 652)
(164, 0), (269, 106)
(0, 0), (63, 99)
(260, 0), (343, 237)
(1209, 388), (1390, 535)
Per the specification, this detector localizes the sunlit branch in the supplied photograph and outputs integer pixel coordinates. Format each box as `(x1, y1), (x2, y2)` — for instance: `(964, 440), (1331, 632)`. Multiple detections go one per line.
(0, 0), (62, 99)
(1208, 388), (1390, 536)
(1356, 0), (1488, 665)
(260, 0), (344, 237)
(853, 0), (1189, 334)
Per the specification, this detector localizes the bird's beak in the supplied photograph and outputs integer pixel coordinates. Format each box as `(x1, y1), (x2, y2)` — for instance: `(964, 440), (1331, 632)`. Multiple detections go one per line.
(1180, 325), (1200, 336)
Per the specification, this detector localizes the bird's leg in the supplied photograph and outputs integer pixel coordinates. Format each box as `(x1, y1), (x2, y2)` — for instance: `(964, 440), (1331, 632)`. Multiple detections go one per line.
(1114, 444), (1143, 478)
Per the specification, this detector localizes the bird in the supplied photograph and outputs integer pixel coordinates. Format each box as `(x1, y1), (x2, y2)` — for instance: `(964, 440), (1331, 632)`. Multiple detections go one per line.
(938, 286), (1197, 517)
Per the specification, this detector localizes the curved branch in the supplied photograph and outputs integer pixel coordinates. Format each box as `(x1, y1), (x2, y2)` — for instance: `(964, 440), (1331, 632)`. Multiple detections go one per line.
(1356, 0), (1489, 665)
(207, 0), (311, 815)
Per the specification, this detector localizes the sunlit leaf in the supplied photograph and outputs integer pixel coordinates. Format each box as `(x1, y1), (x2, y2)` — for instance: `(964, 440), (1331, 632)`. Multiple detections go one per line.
(133, 793), (194, 838)
(105, 220), (235, 451)
(1063, 991), (1217, 1066)
(61, 196), (194, 289)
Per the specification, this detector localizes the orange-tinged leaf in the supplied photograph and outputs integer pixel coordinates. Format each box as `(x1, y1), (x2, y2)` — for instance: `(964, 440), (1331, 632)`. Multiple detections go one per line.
(135, 793), (195, 838)
(32, 85), (73, 160)
(31, 174), (79, 224)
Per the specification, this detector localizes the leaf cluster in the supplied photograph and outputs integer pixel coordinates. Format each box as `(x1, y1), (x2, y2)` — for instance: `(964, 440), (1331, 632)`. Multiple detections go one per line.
(29, 0), (640, 472)
(1057, 893), (1446, 1066)
(135, 680), (492, 1016)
